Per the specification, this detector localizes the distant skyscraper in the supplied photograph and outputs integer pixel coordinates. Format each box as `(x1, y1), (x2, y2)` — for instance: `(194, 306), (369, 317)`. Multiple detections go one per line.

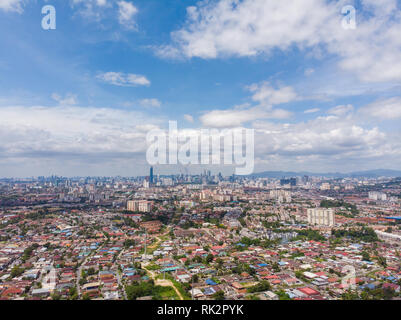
(280, 178), (296, 187)
(150, 167), (154, 184)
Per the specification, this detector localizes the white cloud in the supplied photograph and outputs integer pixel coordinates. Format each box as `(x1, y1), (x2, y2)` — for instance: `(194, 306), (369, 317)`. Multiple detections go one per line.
(158, 113), (400, 173)
(51, 93), (78, 106)
(248, 82), (298, 105)
(328, 104), (354, 116)
(71, 0), (110, 20)
(72, 0), (108, 6)
(361, 0), (398, 16)
(161, 0), (401, 83)
(200, 80), (297, 127)
(0, 102), (399, 175)
(0, 105), (160, 157)
(117, 1), (138, 29)
(160, 0), (338, 59)
(139, 98), (161, 108)
(0, 104), (166, 176)
(252, 116), (391, 166)
(200, 105), (292, 128)
(304, 108), (320, 114)
(184, 114), (194, 123)
(97, 72), (150, 87)
(359, 97), (401, 120)
(0, 0), (24, 13)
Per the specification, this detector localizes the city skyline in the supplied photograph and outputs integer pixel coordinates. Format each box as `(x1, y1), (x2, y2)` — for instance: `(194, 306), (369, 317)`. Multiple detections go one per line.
(1, 167), (401, 180)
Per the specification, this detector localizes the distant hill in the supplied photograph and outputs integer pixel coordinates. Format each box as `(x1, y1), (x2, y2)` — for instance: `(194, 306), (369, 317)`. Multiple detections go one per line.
(249, 169), (401, 178)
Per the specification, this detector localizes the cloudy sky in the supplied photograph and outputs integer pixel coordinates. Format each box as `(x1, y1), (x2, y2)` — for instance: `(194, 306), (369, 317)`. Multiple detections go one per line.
(0, 0), (401, 177)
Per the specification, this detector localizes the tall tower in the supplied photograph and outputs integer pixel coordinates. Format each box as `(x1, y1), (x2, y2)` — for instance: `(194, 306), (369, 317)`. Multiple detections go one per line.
(149, 166), (154, 184)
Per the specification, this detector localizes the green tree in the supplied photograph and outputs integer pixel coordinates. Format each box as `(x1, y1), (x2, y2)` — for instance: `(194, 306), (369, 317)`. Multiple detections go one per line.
(191, 274), (199, 283)
(377, 256), (387, 268)
(10, 265), (24, 278)
(247, 281), (271, 293)
(51, 292), (62, 300)
(212, 290), (225, 300)
(361, 251), (370, 261)
(82, 293), (91, 300)
(205, 253), (214, 264)
(69, 287), (78, 300)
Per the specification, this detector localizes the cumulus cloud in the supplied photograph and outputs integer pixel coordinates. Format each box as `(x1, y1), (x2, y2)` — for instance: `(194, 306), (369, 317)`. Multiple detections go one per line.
(159, 0), (401, 83)
(158, 0), (337, 59)
(70, 0), (110, 20)
(71, 0), (138, 29)
(97, 72), (150, 87)
(251, 115), (393, 168)
(159, 112), (399, 172)
(0, 0), (24, 13)
(139, 98), (161, 108)
(117, 1), (138, 29)
(200, 105), (292, 128)
(0, 105), (160, 159)
(359, 97), (401, 120)
(361, 0), (398, 17)
(72, 0), (108, 5)
(0, 104), (165, 176)
(184, 114), (194, 123)
(200, 81), (296, 127)
(0, 101), (399, 175)
(248, 82), (298, 106)
(51, 93), (78, 106)
(197, 89), (401, 171)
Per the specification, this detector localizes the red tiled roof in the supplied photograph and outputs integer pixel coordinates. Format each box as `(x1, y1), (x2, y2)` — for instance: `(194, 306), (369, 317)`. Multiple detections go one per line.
(298, 287), (320, 296)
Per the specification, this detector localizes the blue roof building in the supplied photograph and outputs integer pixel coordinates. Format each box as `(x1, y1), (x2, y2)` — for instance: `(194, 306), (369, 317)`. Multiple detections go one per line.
(205, 279), (217, 286)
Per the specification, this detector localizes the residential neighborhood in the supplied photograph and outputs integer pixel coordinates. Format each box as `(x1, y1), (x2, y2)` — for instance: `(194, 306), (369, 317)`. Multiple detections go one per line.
(0, 172), (400, 300)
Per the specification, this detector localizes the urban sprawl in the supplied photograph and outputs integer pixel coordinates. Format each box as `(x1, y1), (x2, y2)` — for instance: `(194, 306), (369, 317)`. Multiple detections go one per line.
(0, 168), (401, 301)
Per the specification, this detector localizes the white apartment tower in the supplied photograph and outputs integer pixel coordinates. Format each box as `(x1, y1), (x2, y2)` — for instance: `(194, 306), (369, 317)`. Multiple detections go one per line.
(307, 208), (335, 227)
(127, 200), (152, 213)
(368, 191), (387, 201)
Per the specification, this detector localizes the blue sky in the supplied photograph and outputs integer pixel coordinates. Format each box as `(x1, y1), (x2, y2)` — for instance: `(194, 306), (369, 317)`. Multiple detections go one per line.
(0, 0), (401, 177)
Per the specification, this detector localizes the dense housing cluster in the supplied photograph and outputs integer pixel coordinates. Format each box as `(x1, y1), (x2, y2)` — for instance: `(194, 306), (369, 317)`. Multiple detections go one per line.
(0, 172), (400, 300)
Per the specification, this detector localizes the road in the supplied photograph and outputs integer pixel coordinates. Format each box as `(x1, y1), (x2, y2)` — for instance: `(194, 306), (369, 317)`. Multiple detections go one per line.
(76, 243), (104, 297)
(115, 249), (128, 300)
(76, 257), (86, 297)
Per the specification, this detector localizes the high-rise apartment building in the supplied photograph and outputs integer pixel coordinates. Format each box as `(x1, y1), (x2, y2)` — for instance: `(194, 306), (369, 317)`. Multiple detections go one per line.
(307, 208), (335, 227)
(127, 200), (153, 213)
(368, 191), (387, 201)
